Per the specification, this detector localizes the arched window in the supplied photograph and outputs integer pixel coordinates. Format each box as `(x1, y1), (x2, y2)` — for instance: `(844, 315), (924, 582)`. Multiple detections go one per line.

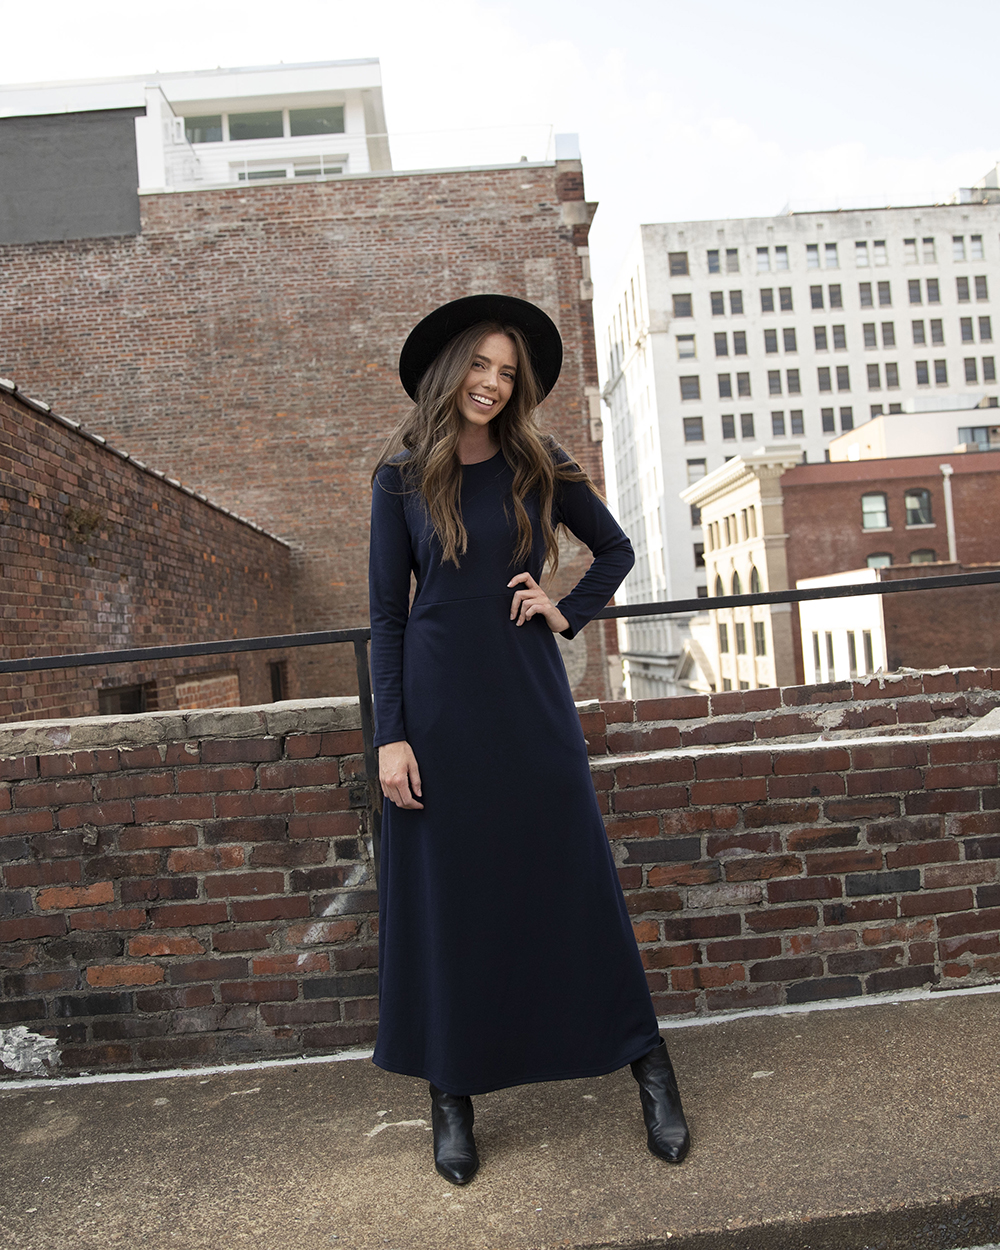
(750, 566), (761, 594)
(715, 575), (724, 597)
(732, 571), (742, 595)
(905, 489), (932, 526)
(861, 492), (888, 529)
(867, 553), (892, 568)
(910, 549), (937, 563)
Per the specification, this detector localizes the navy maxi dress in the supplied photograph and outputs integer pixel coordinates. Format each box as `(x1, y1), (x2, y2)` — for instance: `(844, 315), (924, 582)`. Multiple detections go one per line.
(368, 448), (660, 1096)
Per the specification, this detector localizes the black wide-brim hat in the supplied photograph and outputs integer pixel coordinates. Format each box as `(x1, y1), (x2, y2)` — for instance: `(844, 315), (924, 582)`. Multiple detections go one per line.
(398, 294), (563, 401)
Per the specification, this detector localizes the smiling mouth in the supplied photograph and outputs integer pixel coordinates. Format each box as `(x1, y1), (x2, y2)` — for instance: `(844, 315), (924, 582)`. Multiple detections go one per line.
(469, 393), (496, 407)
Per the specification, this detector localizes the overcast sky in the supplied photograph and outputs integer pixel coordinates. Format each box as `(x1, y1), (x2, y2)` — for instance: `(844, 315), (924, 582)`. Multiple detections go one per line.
(6, 0), (999, 319)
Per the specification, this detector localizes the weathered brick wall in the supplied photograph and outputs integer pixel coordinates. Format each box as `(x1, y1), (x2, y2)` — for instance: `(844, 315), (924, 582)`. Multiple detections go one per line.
(1, 670), (998, 1079)
(0, 385), (295, 721)
(0, 161), (613, 701)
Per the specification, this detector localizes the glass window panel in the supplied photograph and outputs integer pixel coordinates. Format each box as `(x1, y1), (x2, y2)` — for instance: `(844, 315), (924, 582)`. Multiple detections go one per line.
(737, 372), (751, 396)
(760, 288), (775, 312)
(811, 285), (825, 309)
(859, 282), (873, 307)
(806, 244), (819, 269)
(683, 417), (704, 441)
(730, 290), (744, 315)
(905, 489), (932, 525)
(757, 247), (770, 272)
(721, 414), (736, 440)
(790, 410), (804, 435)
(908, 279), (922, 304)
(861, 493), (888, 528)
(953, 235), (966, 261)
(930, 319), (944, 344)
(184, 114), (223, 143)
(733, 331), (747, 355)
(855, 241), (869, 267)
(771, 411), (786, 436)
(775, 245), (789, 271)
(711, 290), (725, 315)
(821, 407), (835, 433)
(786, 369), (801, 394)
(873, 240), (888, 266)
(825, 243), (839, 268)
(979, 316), (993, 342)
(878, 281), (892, 306)
(904, 238), (918, 263)
(707, 249), (721, 273)
(680, 375), (701, 400)
(829, 284), (843, 308)
(718, 373), (733, 398)
(927, 278), (940, 303)
(783, 327), (797, 352)
(815, 326), (829, 350)
(971, 235), (984, 260)
(726, 248), (740, 273)
(714, 332), (729, 356)
(922, 237), (936, 263)
(229, 110), (284, 140)
(882, 322), (896, 347)
(740, 412), (755, 438)
(669, 252), (690, 276)
(289, 105), (345, 136)
(863, 323), (877, 348)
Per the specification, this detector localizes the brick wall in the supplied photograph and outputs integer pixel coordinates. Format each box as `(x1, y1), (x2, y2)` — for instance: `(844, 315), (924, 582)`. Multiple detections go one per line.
(0, 387), (295, 721)
(0, 160), (614, 702)
(1, 669), (998, 1079)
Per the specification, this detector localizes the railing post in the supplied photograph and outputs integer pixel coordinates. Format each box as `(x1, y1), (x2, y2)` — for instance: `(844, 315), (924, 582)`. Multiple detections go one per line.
(353, 636), (381, 897)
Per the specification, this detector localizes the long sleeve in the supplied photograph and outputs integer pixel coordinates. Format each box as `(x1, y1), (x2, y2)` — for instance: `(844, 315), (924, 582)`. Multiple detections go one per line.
(368, 465), (414, 746)
(553, 472), (635, 641)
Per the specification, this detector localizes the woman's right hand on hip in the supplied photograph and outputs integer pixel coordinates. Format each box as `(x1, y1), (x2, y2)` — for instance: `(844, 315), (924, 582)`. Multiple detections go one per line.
(379, 741), (424, 809)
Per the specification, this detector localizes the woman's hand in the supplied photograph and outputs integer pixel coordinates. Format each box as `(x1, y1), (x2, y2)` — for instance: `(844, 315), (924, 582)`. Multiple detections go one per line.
(507, 572), (569, 633)
(379, 741), (424, 810)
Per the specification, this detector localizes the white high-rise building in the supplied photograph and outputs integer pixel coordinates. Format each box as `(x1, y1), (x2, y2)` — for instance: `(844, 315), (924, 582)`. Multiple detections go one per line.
(601, 183), (1000, 699)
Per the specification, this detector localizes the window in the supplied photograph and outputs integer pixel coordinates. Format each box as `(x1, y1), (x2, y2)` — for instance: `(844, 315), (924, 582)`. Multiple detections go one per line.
(922, 237), (936, 263)
(761, 288), (775, 313)
(833, 324), (847, 350)
(953, 235), (966, 261)
(686, 458), (707, 482)
(821, 407), (835, 433)
(764, 328), (778, 353)
(740, 412), (755, 439)
(775, 246), (789, 270)
(747, 507), (758, 537)
(961, 317), (975, 343)
(673, 293), (693, 317)
(971, 235), (984, 260)
(818, 367), (832, 392)
(905, 489), (932, 525)
(912, 320), (926, 345)
(718, 623), (729, 653)
(783, 327), (797, 352)
(856, 241), (869, 267)
(871, 404), (883, 417)
(683, 417), (704, 443)
(927, 278), (941, 303)
(722, 679), (733, 691)
(269, 660), (288, 701)
(711, 291), (725, 315)
(718, 373), (733, 398)
(910, 549), (937, 563)
(878, 281), (892, 306)
(959, 425), (993, 448)
(935, 359), (948, 384)
(904, 238), (918, 264)
(873, 240), (887, 266)
(836, 365), (851, 391)
(715, 574), (725, 594)
(779, 287), (793, 312)
(965, 357), (978, 382)
(882, 322), (896, 347)
(916, 360), (929, 385)
(677, 334), (696, 358)
(957, 277), (971, 302)
(909, 279), (922, 304)
(757, 247), (771, 272)
(811, 285), (825, 309)
(807, 244), (820, 269)
(985, 357), (997, 381)
(976, 276), (989, 301)
(768, 370), (782, 395)
(691, 504), (702, 526)
(859, 282), (873, 307)
(930, 319), (944, 344)
(886, 362), (899, 388)
(787, 369), (801, 394)
(829, 284), (843, 308)
(707, 249), (721, 274)
(867, 363), (881, 389)
(825, 242), (839, 269)
(669, 252), (690, 276)
(726, 248), (740, 273)
(290, 105), (345, 136)
(863, 322), (877, 348)
(694, 543), (705, 567)
(772, 411), (786, 435)
(680, 376), (701, 400)
(730, 291), (744, 315)
(753, 621), (767, 656)
(840, 406), (854, 430)
(99, 683), (154, 714)
(737, 372), (751, 397)
(980, 316), (993, 342)
(722, 414), (737, 440)
(184, 114), (223, 143)
(733, 331), (748, 355)
(814, 326), (828, 351)
(847, 632), (858, 678)
(732, 571), (742, 594)
(750, 566), (761, 593)
(735, 623), (747, 654)
(867, 553), (892, 568)
(790, 409), (804, 434)
(863, 630), (875, 673)
(229, 110), (284, 140)
(715, 331), (729, 356)
(812, 631), (821, 673)
(862, 492), (889, 529)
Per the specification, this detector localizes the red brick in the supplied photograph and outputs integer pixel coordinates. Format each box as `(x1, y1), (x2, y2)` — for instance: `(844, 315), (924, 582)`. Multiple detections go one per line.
(15, 778), (93, 807)
(947, 812), (1000, 839)
(924, 763), (998, 789)
(176, 766), (256, 794)
(671, 964), (744, 991)
(788, 930), (857, 954)
(293, 789), (352, 814)
(924, 862), (996, 889)
(886, 841), (961, 868)
(205, 872), (284, 898)
(743, 802), (820, 828)
(284, 919), (359, 944)
(600, 700), (633, 724)
(69, 908), (147, 931)
(610, 786), (688, 814)
(939, 933), (1000, 959)
(861, 919), (934, 946)
(773, 748), (851, 775)
(690, 778), (767, 806)
(704, 983), (782, 1012)
(133, 795), (214, 823)
(260, 1001), (341, 1025)
(608, 727), (683, 753)
(213, 927), (276, 951)
(95, 772), (173, 800)
(705, 936), (781, 962)
(899, 889), (975, 917)
(231, 896), (310, 922)
(767, 773), (846, 800)
(249, 843), (326, 867)
(745, 905), (818, 932)
(202, 738), (283, 764)
(641, 943), (698, 968)
(616, 759), (695, 787)
(624, 890), (683, 915)
(707, 832), (781, 857)
(850, 742), (929, 770)
(845, 768), (923, 797)
(905, 791), (980, 815)
(647, 862), (720, 887)
(168, 958), (248, 983)
(724, 855), (802, 882)
(119, 825), (198, 850)
(928, 737), (1000, 765)
(87, 964), (164, 987)
(128, 935), (205, 957)
(214, 791), (294, 817)
(152, 902), (229, 928)
(604, 815), (660, 841)
(167, 846), (245, 872)
(0, 915), (66, 941)
(637, 695), (709, 721)
(767, 876), (842, 903)
(824, 899), (898, 925)
(287, 813), (361, 839)
(0, 757), (38, 781)
(5, 859), (83, 888)
(631, 919), (659, 943)
(824, 798), (901, 820)
(259, 760), (341, 789)
(252, 952), (329, 976)
(787, 826), (860, 851)
(57, 801), (134, 830)
(38, 880), (114, 910)
(805, 850), (883, 876)
(220, 980), (298, 1002)
(0, 809), (54, 836)
(136, 985), (214, 1011)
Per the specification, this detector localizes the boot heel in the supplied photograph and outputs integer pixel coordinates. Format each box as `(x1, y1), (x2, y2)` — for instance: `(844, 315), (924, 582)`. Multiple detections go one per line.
(629, 1037), (691, 1164)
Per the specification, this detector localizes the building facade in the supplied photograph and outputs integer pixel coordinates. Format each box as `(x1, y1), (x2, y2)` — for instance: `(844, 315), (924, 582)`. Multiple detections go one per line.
(602, 192), (1000, 698)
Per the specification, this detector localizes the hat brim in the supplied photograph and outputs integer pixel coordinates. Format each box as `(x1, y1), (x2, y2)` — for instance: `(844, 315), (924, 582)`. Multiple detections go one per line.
(398, 294), (563, 402)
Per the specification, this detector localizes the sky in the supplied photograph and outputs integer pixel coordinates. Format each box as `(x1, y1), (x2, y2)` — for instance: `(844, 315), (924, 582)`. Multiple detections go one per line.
(5, 0), (999, 318)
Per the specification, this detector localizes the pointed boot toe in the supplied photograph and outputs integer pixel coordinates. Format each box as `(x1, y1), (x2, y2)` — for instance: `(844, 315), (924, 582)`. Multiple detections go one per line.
(630, 1037), (691, 1164)
(430, 1084), (480, 1185)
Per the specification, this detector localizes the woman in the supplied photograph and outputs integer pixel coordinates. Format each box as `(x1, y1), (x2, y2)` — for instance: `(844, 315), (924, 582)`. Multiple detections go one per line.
(368, 293), (689, 1185)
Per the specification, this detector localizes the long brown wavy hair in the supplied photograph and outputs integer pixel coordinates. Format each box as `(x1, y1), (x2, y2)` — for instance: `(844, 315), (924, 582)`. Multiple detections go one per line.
(374, 320), (598, 572)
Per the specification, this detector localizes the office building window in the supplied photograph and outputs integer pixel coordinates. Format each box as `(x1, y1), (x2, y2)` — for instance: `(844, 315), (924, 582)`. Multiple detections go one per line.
(859, 282), (873, 307)
(732, 570), (742, 594)
(863, 322), (877, 348)
(730, 291), (744, 315)
(726, 248), (740, 273)
(677, 334), (696, 358)
(909, 279), (922, 304)
(867, 553), (892, 568)
(867, 363), (881, 389)
(930, 319), (944, 344)
(764, 328), (778, 353)
(807, 244), (820, 269)
(775, 245), (789, 271)
(873, 240), (888, 266)
(669, 252), (689, 276)
(862, 492), (889, 529)
(840, 406), (854, 430)
(718, 373), (733, 398)
(821, 407), (835, 433)
(904, 238), (918, 264)
(976, 276), (989, 301)
(818, 367), (832, 392)
(184, 114), (223, 143)
(912, 320), (926, 345)
(905, 488), (932, 525)
(871, 404), (884, 417)
(910, 549), (937, 563)
(922, 237), (936, 263)
(811, 285), (824, 309)
(686, 458), (707, 482)
(957, 276), (970, 302)
(965, 357), (978, 383)
(934, 359), (948, 384)
(694, 543), (705, 568)
(757, 247), (770, 272)
(829, 284), (843, 308)
(733, 331), (748, 355)
(983, 357), (996, 381)
(719, 623), (729, 653)
(979, 316), (992, 341)
(927, 278), (941, 303)
(961, 317), (975, 343)
(833, 324), (847, 349)
(680, 376), (701, 400)
(735, 622), (747, 654)
(783, 327), (797, 352)
(825, 243), (839, 269)
(953, 235), (966, 261)
(812, 630), (822, 674)
(790, 409), (804, 435)
(753, 621), (767, 656)
(971, 235), (984, 260)
(722, 414), (736, 440)
(707, 249), (721, 274)
(683, 417), (704, 442)
(229, 110), (284, 140)
(691, 504), (702, 527)
(836, 365), (851, 390)
(856, 241), (870, 267)
(761, 288), (775, 313)
(786, 369), (801, 394)
(886, 362), (899, 388)
(882, 322), (896, 347)
(779, 286), (793, 311)
(290, 105), (345, 135)
(711, 291), (725, 315)
(750, 564), (761, 591)
(715, 331), (729, 356)
(916, 360), (929, 385)
(877, 281), (891, 306)
(814, 325), (828, 351)
(768, 370), (782, 395)
(737, 372), (751, 397)
(847, 631), (859, 678)
(673, 293), (693, 317)
(740, 412), (755, 439)
(772, 410), (786, 436)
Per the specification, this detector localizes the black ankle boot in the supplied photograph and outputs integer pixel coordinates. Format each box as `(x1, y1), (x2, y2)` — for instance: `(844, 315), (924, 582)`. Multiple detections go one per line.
(429, 1083), (479, 1185)
(630, 1037), (690, 1164)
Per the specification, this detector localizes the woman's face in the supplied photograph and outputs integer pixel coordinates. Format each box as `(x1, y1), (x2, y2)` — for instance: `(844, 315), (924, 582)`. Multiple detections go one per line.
(456, 332), (518, 430)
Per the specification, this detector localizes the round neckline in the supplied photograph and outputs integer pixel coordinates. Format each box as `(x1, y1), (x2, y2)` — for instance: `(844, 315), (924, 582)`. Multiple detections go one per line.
(459, 449), (503, 467)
